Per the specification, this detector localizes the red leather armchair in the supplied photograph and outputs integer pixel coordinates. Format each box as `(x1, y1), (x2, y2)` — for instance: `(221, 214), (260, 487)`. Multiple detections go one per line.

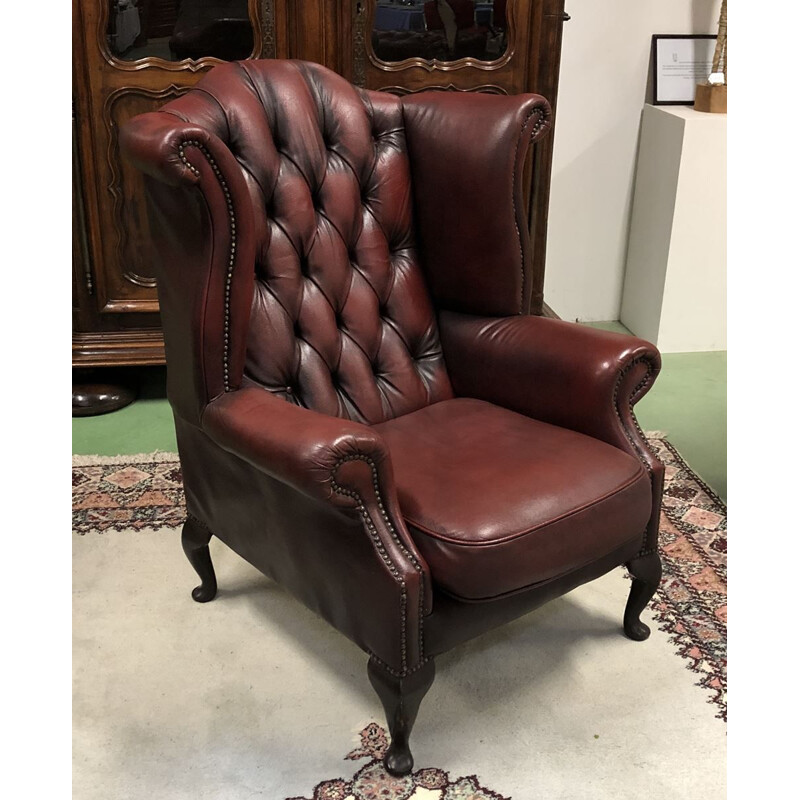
(121, 59), (663, 777)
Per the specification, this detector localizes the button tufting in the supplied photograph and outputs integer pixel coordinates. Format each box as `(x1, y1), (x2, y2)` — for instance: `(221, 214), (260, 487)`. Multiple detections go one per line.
(199, 62), (453, 425)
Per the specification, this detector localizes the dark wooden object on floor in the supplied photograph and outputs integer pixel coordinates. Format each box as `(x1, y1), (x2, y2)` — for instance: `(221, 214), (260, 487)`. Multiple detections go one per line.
(72, 376), (136, 416)
(72, 368), (136, 417)
(72, 0), (568, 369)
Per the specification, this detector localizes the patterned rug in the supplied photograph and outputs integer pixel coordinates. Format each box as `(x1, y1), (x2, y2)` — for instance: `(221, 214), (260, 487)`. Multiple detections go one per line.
(291, 723), (507, 800)
(73, 435), (727, 798)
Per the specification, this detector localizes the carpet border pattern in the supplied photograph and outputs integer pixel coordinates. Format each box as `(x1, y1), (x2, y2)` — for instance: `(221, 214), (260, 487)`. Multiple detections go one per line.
(643, 437), (727, 721)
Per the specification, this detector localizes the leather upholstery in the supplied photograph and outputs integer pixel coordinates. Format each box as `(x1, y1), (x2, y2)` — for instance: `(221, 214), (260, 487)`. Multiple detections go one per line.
(121, 59), (662, 681)
(175, 415), (428, 674)
(438, 312), (664, 555)
(375, 398), (651, 600)
(403, 92), (550, 315)
(124, 59), (453, 424)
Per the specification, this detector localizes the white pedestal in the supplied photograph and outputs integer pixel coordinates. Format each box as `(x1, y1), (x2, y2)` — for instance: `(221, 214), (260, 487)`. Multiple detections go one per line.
(620, 105), (726, 353)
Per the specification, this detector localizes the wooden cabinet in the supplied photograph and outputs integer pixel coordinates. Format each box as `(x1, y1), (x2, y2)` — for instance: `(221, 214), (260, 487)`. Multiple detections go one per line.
(73, 0), (566, 368)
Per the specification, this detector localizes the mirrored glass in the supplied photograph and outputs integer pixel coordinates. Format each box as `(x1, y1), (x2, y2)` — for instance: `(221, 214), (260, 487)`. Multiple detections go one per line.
(107, 0), (255, 62)
(371, 0), (509, 63)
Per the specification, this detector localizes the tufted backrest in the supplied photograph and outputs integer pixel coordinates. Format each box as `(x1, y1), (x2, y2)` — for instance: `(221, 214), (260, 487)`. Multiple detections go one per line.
(155, 60), (453, 424)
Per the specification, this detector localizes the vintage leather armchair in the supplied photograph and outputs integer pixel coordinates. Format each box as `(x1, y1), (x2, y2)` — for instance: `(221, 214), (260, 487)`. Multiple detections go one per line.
(121, 59), (664, 777)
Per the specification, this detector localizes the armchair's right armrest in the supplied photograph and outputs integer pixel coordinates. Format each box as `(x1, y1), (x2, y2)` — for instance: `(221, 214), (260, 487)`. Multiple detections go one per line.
(201, 387), (433, 614)
(202, 386), (391, 510)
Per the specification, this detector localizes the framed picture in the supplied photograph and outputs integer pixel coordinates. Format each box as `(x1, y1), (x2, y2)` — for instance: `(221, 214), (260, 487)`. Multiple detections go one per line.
(652, 35), (717, 105)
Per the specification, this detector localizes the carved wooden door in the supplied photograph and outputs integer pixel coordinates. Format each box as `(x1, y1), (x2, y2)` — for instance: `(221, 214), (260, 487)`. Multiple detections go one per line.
(72, 1), (279, 365)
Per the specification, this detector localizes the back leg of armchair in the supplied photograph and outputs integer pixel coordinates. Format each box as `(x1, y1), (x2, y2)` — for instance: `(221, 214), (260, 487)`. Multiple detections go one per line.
(181, 516), (218, 603)
(367, 656), (436, 777)
(623, 550), (662, 641)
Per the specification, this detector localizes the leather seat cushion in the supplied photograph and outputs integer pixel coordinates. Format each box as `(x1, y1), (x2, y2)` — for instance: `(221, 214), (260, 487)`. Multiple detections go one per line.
(374, 398), (652, 600)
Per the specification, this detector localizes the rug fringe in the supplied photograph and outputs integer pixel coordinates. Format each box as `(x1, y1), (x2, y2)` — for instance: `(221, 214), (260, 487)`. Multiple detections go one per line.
(72, 451), (180, 467)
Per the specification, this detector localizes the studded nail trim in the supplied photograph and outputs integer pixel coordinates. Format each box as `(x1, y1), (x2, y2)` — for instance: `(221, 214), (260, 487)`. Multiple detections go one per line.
(612, 355), (661, 555)
(330, 453), (426, 676)
(178, 140), (237, 392)
(512, 107), (549, 313)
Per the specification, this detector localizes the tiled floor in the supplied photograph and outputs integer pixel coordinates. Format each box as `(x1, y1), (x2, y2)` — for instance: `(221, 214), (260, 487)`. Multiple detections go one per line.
(72, 322), (727, 501)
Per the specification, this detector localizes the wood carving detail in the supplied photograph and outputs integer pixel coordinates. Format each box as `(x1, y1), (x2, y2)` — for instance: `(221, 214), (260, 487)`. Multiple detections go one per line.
(260, 0), (277, 58)
(353, 1), (368, 87)
(380, 83), (508, 95)
(104, 85), (189, 290)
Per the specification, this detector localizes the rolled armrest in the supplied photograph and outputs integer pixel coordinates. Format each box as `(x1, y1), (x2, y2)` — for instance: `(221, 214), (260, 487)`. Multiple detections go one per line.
(440, 312), (664, 554)
(402, 92), (552, 316)
(121, 111), (231, 188)
(201, 387), (433, 612)
(202, 386), (391, 508)
(439, 311), (661, 459)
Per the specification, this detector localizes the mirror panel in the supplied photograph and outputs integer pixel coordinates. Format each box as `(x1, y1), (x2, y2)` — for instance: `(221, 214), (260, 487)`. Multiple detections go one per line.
(107, 0), (255, 62)
(370, 0), (509, 64)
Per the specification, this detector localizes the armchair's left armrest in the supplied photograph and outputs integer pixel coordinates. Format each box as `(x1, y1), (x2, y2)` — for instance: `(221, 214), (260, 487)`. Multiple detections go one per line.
(439, 311), (664, 552)
(439, 311), (660, 455)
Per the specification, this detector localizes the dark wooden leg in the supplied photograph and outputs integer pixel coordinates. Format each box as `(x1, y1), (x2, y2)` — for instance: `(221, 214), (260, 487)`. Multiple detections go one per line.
(367, 656), (435, 777)
(181, 516), (217, 603)
(624, 550), (662, 641)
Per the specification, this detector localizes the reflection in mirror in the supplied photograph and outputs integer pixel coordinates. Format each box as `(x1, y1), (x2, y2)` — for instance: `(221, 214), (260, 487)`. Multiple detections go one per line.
(107, 0), (254, 62)
(371, 0), (508, 64)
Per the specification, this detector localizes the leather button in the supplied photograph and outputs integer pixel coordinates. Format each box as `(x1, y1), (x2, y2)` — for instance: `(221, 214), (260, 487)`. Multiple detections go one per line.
(285, 386), (293, 395)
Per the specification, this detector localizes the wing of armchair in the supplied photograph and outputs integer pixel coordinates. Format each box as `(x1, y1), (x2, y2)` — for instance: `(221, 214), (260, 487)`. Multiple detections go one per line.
(121, 59), (663, 778)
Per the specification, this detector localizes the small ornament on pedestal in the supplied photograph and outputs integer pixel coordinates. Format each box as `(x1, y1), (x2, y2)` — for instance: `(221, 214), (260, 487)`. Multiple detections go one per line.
(695, 0), (727, 113)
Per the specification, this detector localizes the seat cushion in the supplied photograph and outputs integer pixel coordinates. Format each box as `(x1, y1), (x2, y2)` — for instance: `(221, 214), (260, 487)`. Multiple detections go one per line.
(374, 398), (652, 600)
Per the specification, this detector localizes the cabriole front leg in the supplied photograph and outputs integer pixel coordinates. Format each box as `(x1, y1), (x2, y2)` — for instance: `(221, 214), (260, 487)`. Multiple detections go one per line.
(181, 516), (217, 603)
(368, 656), (435, 777)
(623, 550), (662, 641)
